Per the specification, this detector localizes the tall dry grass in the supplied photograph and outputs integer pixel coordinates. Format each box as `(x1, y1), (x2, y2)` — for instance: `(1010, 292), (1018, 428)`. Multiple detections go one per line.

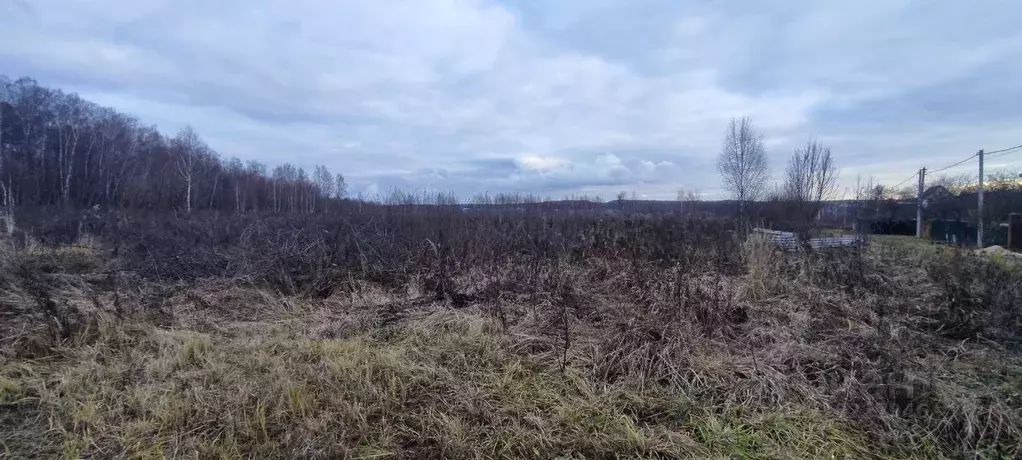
(1, 212), (1021, 459)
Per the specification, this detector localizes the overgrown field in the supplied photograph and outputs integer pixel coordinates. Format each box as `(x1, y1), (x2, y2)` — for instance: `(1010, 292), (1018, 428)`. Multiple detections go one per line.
(2, 210), (1021, 459)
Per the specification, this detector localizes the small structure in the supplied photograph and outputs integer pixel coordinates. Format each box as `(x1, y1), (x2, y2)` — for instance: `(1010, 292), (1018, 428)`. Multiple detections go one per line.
(752, 228), (863, 252)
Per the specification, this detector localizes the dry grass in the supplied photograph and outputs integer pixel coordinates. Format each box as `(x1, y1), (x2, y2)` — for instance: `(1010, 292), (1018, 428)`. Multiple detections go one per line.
(1, 231), (1021, 459)
(1, 306), (870, 459)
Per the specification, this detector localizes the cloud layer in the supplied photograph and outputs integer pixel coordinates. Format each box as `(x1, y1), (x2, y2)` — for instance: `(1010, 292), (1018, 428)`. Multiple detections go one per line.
(3, 0), (1021, 199)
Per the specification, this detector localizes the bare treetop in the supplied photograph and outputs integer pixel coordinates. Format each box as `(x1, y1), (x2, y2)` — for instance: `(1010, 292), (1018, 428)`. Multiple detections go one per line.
(784, 140), (838, 204)
(784, 139), (838, 235)
(717, 116), (769, 213)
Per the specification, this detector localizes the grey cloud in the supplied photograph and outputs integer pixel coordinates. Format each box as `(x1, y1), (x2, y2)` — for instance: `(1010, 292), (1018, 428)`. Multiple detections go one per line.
(2, 0), (1020, 198)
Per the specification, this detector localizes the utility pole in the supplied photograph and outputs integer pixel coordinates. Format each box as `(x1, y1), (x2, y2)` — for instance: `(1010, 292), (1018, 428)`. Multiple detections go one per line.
(977, 149), (985, 247)
(916, 167), (926, 237)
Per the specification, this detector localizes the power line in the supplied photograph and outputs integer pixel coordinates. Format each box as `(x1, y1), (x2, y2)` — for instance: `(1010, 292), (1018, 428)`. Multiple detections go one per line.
(984, 143), (1022, 156)
(932, 154), (977, 175)
(891, 171), (919, 189)
(879, 142), (1021, 190)
(986, 144), (1022, 160)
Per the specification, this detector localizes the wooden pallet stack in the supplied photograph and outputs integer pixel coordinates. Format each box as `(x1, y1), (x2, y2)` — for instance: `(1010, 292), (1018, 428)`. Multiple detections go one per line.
(752, 228), (864, 252)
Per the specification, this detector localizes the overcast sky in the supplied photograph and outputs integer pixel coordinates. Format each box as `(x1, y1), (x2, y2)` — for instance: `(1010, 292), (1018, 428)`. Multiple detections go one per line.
(3, 0), (1021, 199)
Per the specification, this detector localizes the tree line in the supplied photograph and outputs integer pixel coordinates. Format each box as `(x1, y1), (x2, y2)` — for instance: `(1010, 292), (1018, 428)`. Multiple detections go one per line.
(0, 76), (347, 215)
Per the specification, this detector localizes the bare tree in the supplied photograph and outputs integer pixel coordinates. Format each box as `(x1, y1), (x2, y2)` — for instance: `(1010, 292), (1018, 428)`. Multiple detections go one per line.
(858, 176), (884, 220)
(932, 173), (972, 194)
(9, 78), (52, 205)
(335, 173), (347, 199)
(271, 163), (301, 212)
(987, 169), (1022, 192)
(717, 116), (769, 216)
(313, 165), (334, 211)
(54, 94), (89, 207)
(297, 167), (310, 213)
(0, 78), (12, 233)
(225, 157), (244, 211)
(246, 160), (265, 212)
(172, 126), (204, 215)
(204, 152), (221, 209)
(676, 188), (699, 214)
(896, 186), (916, 201)
(616, 191), (627, 210)
(784, 140), (838, 236)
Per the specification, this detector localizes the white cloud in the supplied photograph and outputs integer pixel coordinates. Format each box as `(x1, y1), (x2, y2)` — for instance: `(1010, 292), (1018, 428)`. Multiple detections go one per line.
(517, 155), (569, 172)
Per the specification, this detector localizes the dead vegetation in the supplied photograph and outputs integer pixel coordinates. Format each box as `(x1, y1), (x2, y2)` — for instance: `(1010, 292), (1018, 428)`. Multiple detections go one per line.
(1, 210), (1021, 459)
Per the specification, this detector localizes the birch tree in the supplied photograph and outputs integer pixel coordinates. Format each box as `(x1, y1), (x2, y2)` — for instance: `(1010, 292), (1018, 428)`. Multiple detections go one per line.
(0, 78), (11, 232)
(717, 116), (769, 216)
(226, 157), (244, 211)
(312, 165), (334, 212)
(246, 160), (265, 212)
(54, 93), (90, 207)
(172, 126), (203, 214)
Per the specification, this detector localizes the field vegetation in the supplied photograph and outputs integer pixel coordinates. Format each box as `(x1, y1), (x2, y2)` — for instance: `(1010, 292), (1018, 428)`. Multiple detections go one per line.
(2, 208), (1021, 459)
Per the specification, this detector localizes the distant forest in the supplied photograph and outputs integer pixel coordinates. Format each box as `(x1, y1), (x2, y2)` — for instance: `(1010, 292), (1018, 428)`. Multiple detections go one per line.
(0, 76), (644, 215)
(0, 76), (345, 214)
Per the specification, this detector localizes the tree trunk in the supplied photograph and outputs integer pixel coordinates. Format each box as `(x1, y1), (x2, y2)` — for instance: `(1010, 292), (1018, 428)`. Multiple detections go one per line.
(209, 172), (219, 209)
(185, 175), (192, 214)
(0, 106), (11, 234)
(59, 123), (79, 207)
